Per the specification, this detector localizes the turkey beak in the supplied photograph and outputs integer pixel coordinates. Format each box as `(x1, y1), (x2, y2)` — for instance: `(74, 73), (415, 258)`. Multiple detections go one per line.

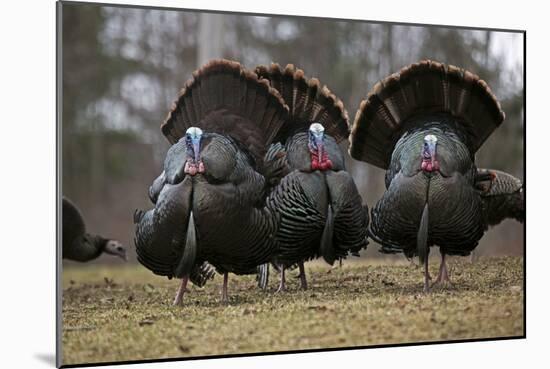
(117, 244), (128, 261)
(106, 241), (127, 261)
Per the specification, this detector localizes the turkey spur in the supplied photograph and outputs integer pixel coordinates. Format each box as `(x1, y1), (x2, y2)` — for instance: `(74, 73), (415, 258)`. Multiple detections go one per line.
(349, 60), (524, 292)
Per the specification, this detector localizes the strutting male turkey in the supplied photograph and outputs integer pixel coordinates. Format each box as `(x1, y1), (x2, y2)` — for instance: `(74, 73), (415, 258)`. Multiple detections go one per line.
(255, 63), (369, 291)
(348, 60), (524, 292)
(134, 60), (290, 304)
(63, 197), (127, 262)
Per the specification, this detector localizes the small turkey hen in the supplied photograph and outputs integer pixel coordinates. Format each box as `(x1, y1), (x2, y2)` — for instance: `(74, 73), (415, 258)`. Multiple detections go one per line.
(63, 197), (127, 262)
(349, 60), (524, 292)
(134, 60), (289, 304)
(255, 63), (369, 291)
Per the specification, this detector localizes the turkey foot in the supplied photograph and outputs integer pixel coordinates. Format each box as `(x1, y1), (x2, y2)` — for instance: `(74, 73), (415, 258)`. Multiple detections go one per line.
(431, 253), (452, 288)
(221, 272), (229, 303)
(276, 265), (286, 292)
(173, 276), (189, 306)
(298, 262), (308, 290)
(412, 258), (432, 280)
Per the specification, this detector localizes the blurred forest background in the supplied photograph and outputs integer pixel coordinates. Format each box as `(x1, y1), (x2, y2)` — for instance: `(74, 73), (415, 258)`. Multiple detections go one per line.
(61, 3), (524, 264)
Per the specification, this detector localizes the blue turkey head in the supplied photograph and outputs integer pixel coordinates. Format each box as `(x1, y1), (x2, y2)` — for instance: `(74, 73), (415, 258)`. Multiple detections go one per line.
(308, 123), (333, 171)
(308, 123), (325, 153)
(185, 127), (203, 162)
(421, 134), (440, 172)
(184, 127), (205, 176)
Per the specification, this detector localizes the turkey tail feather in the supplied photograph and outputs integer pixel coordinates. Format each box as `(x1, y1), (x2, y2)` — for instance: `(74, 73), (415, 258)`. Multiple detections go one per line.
(189, 262), (216, 287)
(256, 263), (270, 290)
(417, 202), (429, 264)
(174, 210), (197, 278)
(320, 204), (336, 265)
(161, 59), (289, 162)
(255, 63), (350, 143)
(349, 60), (505, 168)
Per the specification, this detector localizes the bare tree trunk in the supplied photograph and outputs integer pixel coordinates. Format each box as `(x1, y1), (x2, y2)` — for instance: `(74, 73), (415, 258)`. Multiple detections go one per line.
(197, 13), (225, 67)
(387, 25), (394, 74)
(485, 32), (492, 67)
(90, 119), (104, 202)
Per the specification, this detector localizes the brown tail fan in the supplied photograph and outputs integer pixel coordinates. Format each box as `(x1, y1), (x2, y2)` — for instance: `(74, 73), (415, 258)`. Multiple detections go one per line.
(254, 63), (350, 143)
(349, 60), (505, 169)
(161, 59), (289, 163)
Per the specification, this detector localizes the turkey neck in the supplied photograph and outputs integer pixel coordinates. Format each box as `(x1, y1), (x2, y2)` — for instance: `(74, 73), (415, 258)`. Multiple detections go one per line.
(69, 234), (106, 262)
(285, 132), (345, 173)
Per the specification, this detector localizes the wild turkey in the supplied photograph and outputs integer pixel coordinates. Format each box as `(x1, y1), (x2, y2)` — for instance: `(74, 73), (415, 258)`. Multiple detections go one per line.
(476, 169), (524, 227)
(62, 197), (127, 262)
(255, 63), (369, 291)
(348, 60), (524, 291)
(134, 60), (289, 304)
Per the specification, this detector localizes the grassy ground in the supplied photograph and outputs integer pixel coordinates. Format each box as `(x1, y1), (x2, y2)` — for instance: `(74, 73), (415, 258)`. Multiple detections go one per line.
(61, 256), (523, 365)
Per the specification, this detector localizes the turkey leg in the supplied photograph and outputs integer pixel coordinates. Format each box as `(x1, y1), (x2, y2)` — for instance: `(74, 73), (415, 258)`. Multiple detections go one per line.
(173, 276), (189, 306)
(221, 272), (229, 302)
(431, 252), (452, 287)
(423, 255), (430, 293)
(298, 262), (308, 290)
(276, 265), (286, 292)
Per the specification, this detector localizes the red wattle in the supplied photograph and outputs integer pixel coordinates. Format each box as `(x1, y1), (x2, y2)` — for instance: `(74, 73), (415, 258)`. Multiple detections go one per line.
(310, 151), (333, 171)
(197, 161), (205, 173)
(311, 158), (320, 170)
(421, 159), (439, 173)
(185, 161), (198, 176)
(184, 160), (205, 176)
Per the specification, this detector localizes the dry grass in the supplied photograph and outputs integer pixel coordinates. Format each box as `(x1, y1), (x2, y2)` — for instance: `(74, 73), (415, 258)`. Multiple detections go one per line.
(61, 256), (524, 366)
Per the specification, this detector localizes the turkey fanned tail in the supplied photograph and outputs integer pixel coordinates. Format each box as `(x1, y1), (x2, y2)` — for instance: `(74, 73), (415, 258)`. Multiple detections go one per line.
(254, 63), (350, 144)
(161, 59), (289, 164)
(349, 59), (505, 169)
